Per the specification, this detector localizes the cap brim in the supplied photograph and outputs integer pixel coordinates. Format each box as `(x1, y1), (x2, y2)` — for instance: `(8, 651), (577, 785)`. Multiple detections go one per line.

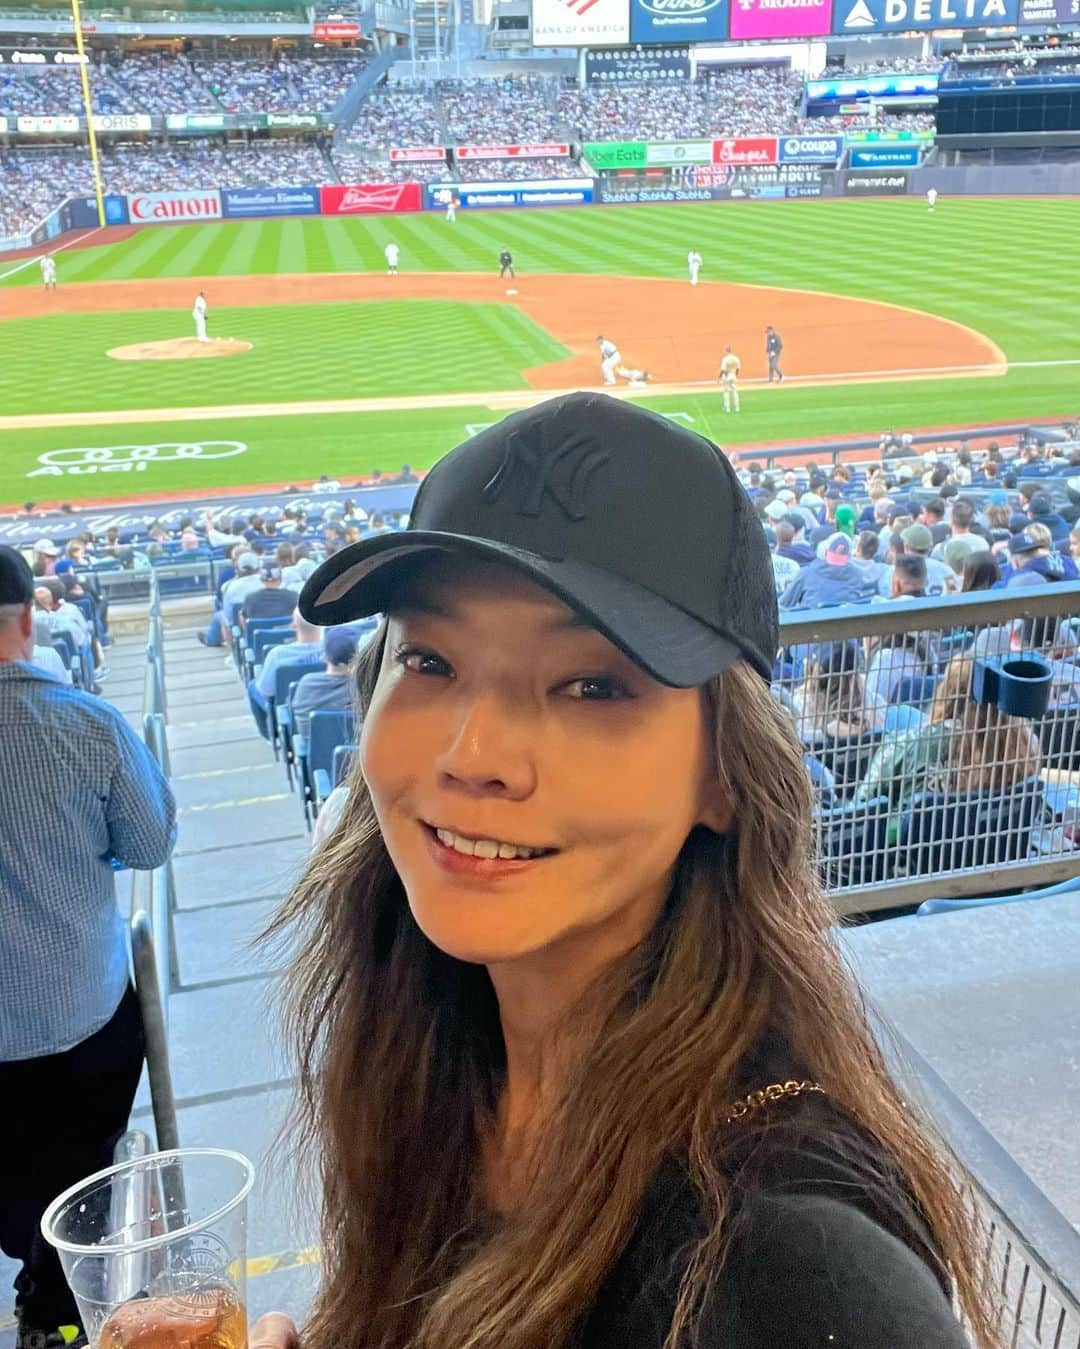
(299, 533), (746, 688)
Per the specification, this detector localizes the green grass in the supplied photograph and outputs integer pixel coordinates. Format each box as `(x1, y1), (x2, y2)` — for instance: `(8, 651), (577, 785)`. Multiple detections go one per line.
(2, 197), (1079, 504)
(0, 300), (566, 415)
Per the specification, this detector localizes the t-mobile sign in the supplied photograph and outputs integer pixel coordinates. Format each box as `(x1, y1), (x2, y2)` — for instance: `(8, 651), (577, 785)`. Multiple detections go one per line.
(729, 0), (833, 38)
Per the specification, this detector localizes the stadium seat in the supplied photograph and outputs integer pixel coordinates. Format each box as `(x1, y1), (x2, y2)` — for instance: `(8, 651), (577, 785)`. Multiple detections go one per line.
(817, 794), (891, 890)
(889, 674), (939, 709)
(232, 615), (288, 673)
(1038, 707), (1080, 773)
(883, 704), (927, 734)
(916, 872), (1080, 916)
(813, 729), (884, 797)
(332, 744), (356, 788)
(297, 710), (355, 828)
(271, 661), (320, 771)
(247, 626), (293, 680)
(898, 775), (1047, 878)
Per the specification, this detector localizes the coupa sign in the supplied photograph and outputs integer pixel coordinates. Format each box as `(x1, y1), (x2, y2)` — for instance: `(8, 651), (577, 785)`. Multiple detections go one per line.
(126, 190), (223, 224)
(779, 135), (844, 163)
(28, 442), (247, 478)
(629, 0), (728, 42)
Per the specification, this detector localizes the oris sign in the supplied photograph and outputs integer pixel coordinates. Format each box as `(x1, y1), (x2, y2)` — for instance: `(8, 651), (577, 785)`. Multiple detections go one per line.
(127, 190), (223, 224)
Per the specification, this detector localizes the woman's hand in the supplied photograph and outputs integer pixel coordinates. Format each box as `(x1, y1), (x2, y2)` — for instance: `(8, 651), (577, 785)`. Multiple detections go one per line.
(250, 1313), (301, 1349)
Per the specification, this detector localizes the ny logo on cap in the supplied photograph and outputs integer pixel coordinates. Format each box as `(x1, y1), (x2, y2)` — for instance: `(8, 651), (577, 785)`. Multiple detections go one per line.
(482, 430), (610, 522)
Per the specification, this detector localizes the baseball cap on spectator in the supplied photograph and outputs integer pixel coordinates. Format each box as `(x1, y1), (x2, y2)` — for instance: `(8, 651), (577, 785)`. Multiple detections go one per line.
(834, 504), (857, 537)
(900, 524), (933, 554)
(1028, 496), (1053, 517)
(261, 563), (283, 582)
(0, 545), (34, 604)
(238, 551), (259, 572)
(819, 533), (852, 566)
(1009, 529), (1043, 556)
(33, 538), (59, 556)
(783, 512), (806, 534)
(764, 500), (788, 522)
(1008, 512), (1030, 534)
(324, 625), (360, 667)
(944, 536), (987, 572)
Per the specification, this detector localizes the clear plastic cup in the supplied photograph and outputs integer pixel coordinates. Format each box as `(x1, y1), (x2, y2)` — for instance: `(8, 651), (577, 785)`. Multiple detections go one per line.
(41, 1148), (255, 1349)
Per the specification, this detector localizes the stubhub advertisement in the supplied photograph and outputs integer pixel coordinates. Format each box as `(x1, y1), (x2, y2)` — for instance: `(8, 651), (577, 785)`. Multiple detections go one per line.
(729, 0), (832, 40)
(427, 180), (595, 210)
(779, 135), (844, 163)
(629, 0), (729, 44)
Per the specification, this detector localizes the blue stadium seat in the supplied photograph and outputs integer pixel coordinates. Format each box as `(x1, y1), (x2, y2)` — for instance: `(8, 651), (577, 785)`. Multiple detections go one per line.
(332, 743), (356, 788)
(889, 674), (939, 708)
(272, 660), (321, 772)
(818, 794), (891, 889)
(297, 710), (355, 828)
(883, 704), (926, 734)
(899, 775), (1047, 878)
(232, 615), (288, 672)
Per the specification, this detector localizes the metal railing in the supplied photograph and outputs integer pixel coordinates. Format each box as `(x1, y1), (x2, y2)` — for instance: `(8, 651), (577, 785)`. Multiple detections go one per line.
(782, 580), (1080, 915)
(886, 1029), (1080, 1347)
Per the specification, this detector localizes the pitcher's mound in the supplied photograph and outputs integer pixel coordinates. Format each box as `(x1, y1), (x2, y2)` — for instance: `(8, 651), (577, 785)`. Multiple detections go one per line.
(107, 337), (252, 361)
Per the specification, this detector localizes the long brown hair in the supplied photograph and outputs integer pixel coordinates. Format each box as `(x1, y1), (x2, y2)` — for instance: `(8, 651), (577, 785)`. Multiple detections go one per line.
(268, 624), (1002, 1349)
(928, 656), (1041, 793)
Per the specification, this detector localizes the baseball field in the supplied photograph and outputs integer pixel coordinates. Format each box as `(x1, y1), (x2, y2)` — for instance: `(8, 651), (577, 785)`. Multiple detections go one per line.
(1, 195), (1078, 506)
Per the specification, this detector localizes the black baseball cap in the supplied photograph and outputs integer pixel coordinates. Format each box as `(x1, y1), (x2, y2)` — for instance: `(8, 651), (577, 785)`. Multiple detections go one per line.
(0, 545), (34, 605)
(299, 393), (778, 686)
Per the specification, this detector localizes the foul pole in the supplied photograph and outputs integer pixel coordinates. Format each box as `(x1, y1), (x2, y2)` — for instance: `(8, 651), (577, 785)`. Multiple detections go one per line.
(70, 0), (106, 228)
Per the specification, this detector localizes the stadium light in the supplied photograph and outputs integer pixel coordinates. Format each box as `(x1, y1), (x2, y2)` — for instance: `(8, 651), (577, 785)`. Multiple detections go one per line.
(70, 0), (106, 228)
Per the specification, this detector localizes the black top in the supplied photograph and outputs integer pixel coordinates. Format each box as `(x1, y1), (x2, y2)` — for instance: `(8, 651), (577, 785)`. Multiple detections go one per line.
(580, 1039), (967, 1348)
(499, 250), (513, 266)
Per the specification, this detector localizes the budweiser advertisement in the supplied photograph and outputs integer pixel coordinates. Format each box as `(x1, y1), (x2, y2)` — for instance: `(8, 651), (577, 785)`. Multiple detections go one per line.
(456, 143), (570, 160)
(313, 20), (361, 38)
(729, 0), (832, 37)
(127, 189), (223, 223)
(320, 183), (423, 215)
(531, 0), (630, 46)
(711, 137), (778, 166)
(389, 147), (448, 162)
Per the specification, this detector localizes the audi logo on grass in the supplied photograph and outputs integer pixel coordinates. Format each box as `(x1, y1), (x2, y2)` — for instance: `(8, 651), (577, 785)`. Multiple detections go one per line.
(27, 441), (248, 478)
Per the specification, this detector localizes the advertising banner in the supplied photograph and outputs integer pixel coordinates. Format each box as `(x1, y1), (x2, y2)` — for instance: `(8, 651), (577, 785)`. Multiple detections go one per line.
(104, 194), (129, 224)
(806, 73), (939, 99)
(585, 46), (690, 80)
(844, 171), (909, 194)
(165, 113), (228, 131)
(1019, 0), (1078, 21)
(583, 140), (647, 168)
(265, 112), (322, 128)
(0, 47), (86, 64)
(16, 115), (79, 134)
(850, 145), (921, 168)
(90, 113), (152, 133)
(313, 20), (361, 38)
(712, 136), (778, 165)
(389, 146), (448, 162)
(0, 234), (29, 253)
(645, 140), (713, 165)
(427, 180), (594, 209)
(127, 189), (222, 223)
(531, 0), (630, 46)
(778, 133), (844, 162)
(320, 183), (423, 215)
(728, 0), (832, 40)
(834, 0), (1018, 30)
(629, 0), (728, 43)
(601, 163), (823, 200)
(847, 128), (935, 142)
(456, 143), (570, 159)
(222, 186), (321, 218)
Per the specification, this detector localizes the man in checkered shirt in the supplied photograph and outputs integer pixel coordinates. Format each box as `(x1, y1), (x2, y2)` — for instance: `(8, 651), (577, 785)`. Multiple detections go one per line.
(0, 546), (176, 1349)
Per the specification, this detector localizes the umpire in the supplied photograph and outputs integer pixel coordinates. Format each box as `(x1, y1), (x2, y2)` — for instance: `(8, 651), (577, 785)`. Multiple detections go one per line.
(499, 248), (515, 281)
(0, 545), (176, 1349)
(766, 325), (784, 382)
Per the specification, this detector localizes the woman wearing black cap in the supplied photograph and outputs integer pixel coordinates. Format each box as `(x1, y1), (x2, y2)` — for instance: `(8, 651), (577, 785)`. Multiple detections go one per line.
(258, 395), (995, 1349)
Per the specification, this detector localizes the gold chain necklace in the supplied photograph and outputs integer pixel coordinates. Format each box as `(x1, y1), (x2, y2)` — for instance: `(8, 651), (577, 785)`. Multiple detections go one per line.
(722, 1079), (825, 1126)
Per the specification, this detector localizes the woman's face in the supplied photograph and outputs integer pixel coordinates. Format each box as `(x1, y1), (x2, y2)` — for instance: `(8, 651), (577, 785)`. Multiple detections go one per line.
(361, 559), (731, 972)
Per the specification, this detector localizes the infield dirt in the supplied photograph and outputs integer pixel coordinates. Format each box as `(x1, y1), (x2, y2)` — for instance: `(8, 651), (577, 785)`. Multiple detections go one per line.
(3, 271), (1004, 391)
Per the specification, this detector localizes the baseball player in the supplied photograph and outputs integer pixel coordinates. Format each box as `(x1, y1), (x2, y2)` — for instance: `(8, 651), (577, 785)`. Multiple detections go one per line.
(498, 248), (515, 280)
(192, 291), (209, 343)
(39, 254), (57, 290)
(687, 249), (702, 286)
(927, 187), (938, 212)
(446, 196), (457, 223)
(719, 345), (741, 412)
(596, 335), (649, 388)
(384, 241), (400, 275)
(765, 325), (784, 382)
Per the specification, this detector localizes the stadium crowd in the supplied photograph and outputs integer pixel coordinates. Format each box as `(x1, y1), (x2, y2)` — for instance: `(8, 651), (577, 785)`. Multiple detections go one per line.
(441, 75), (563, 145)
(455, 156), (579, 181)
(330, 150), (453, 183)
(341, 85), (443, 148)
(199, 54), (366, 113)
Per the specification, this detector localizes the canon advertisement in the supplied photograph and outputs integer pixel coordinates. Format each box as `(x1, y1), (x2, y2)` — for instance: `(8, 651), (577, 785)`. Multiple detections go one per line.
(127, 190), (223, 223)
(629, 0), (729, 44)
(729, 0), (832, 40)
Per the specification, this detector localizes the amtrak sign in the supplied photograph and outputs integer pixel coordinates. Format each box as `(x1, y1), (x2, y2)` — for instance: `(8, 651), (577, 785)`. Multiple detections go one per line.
(838, 0), (1018, 28)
